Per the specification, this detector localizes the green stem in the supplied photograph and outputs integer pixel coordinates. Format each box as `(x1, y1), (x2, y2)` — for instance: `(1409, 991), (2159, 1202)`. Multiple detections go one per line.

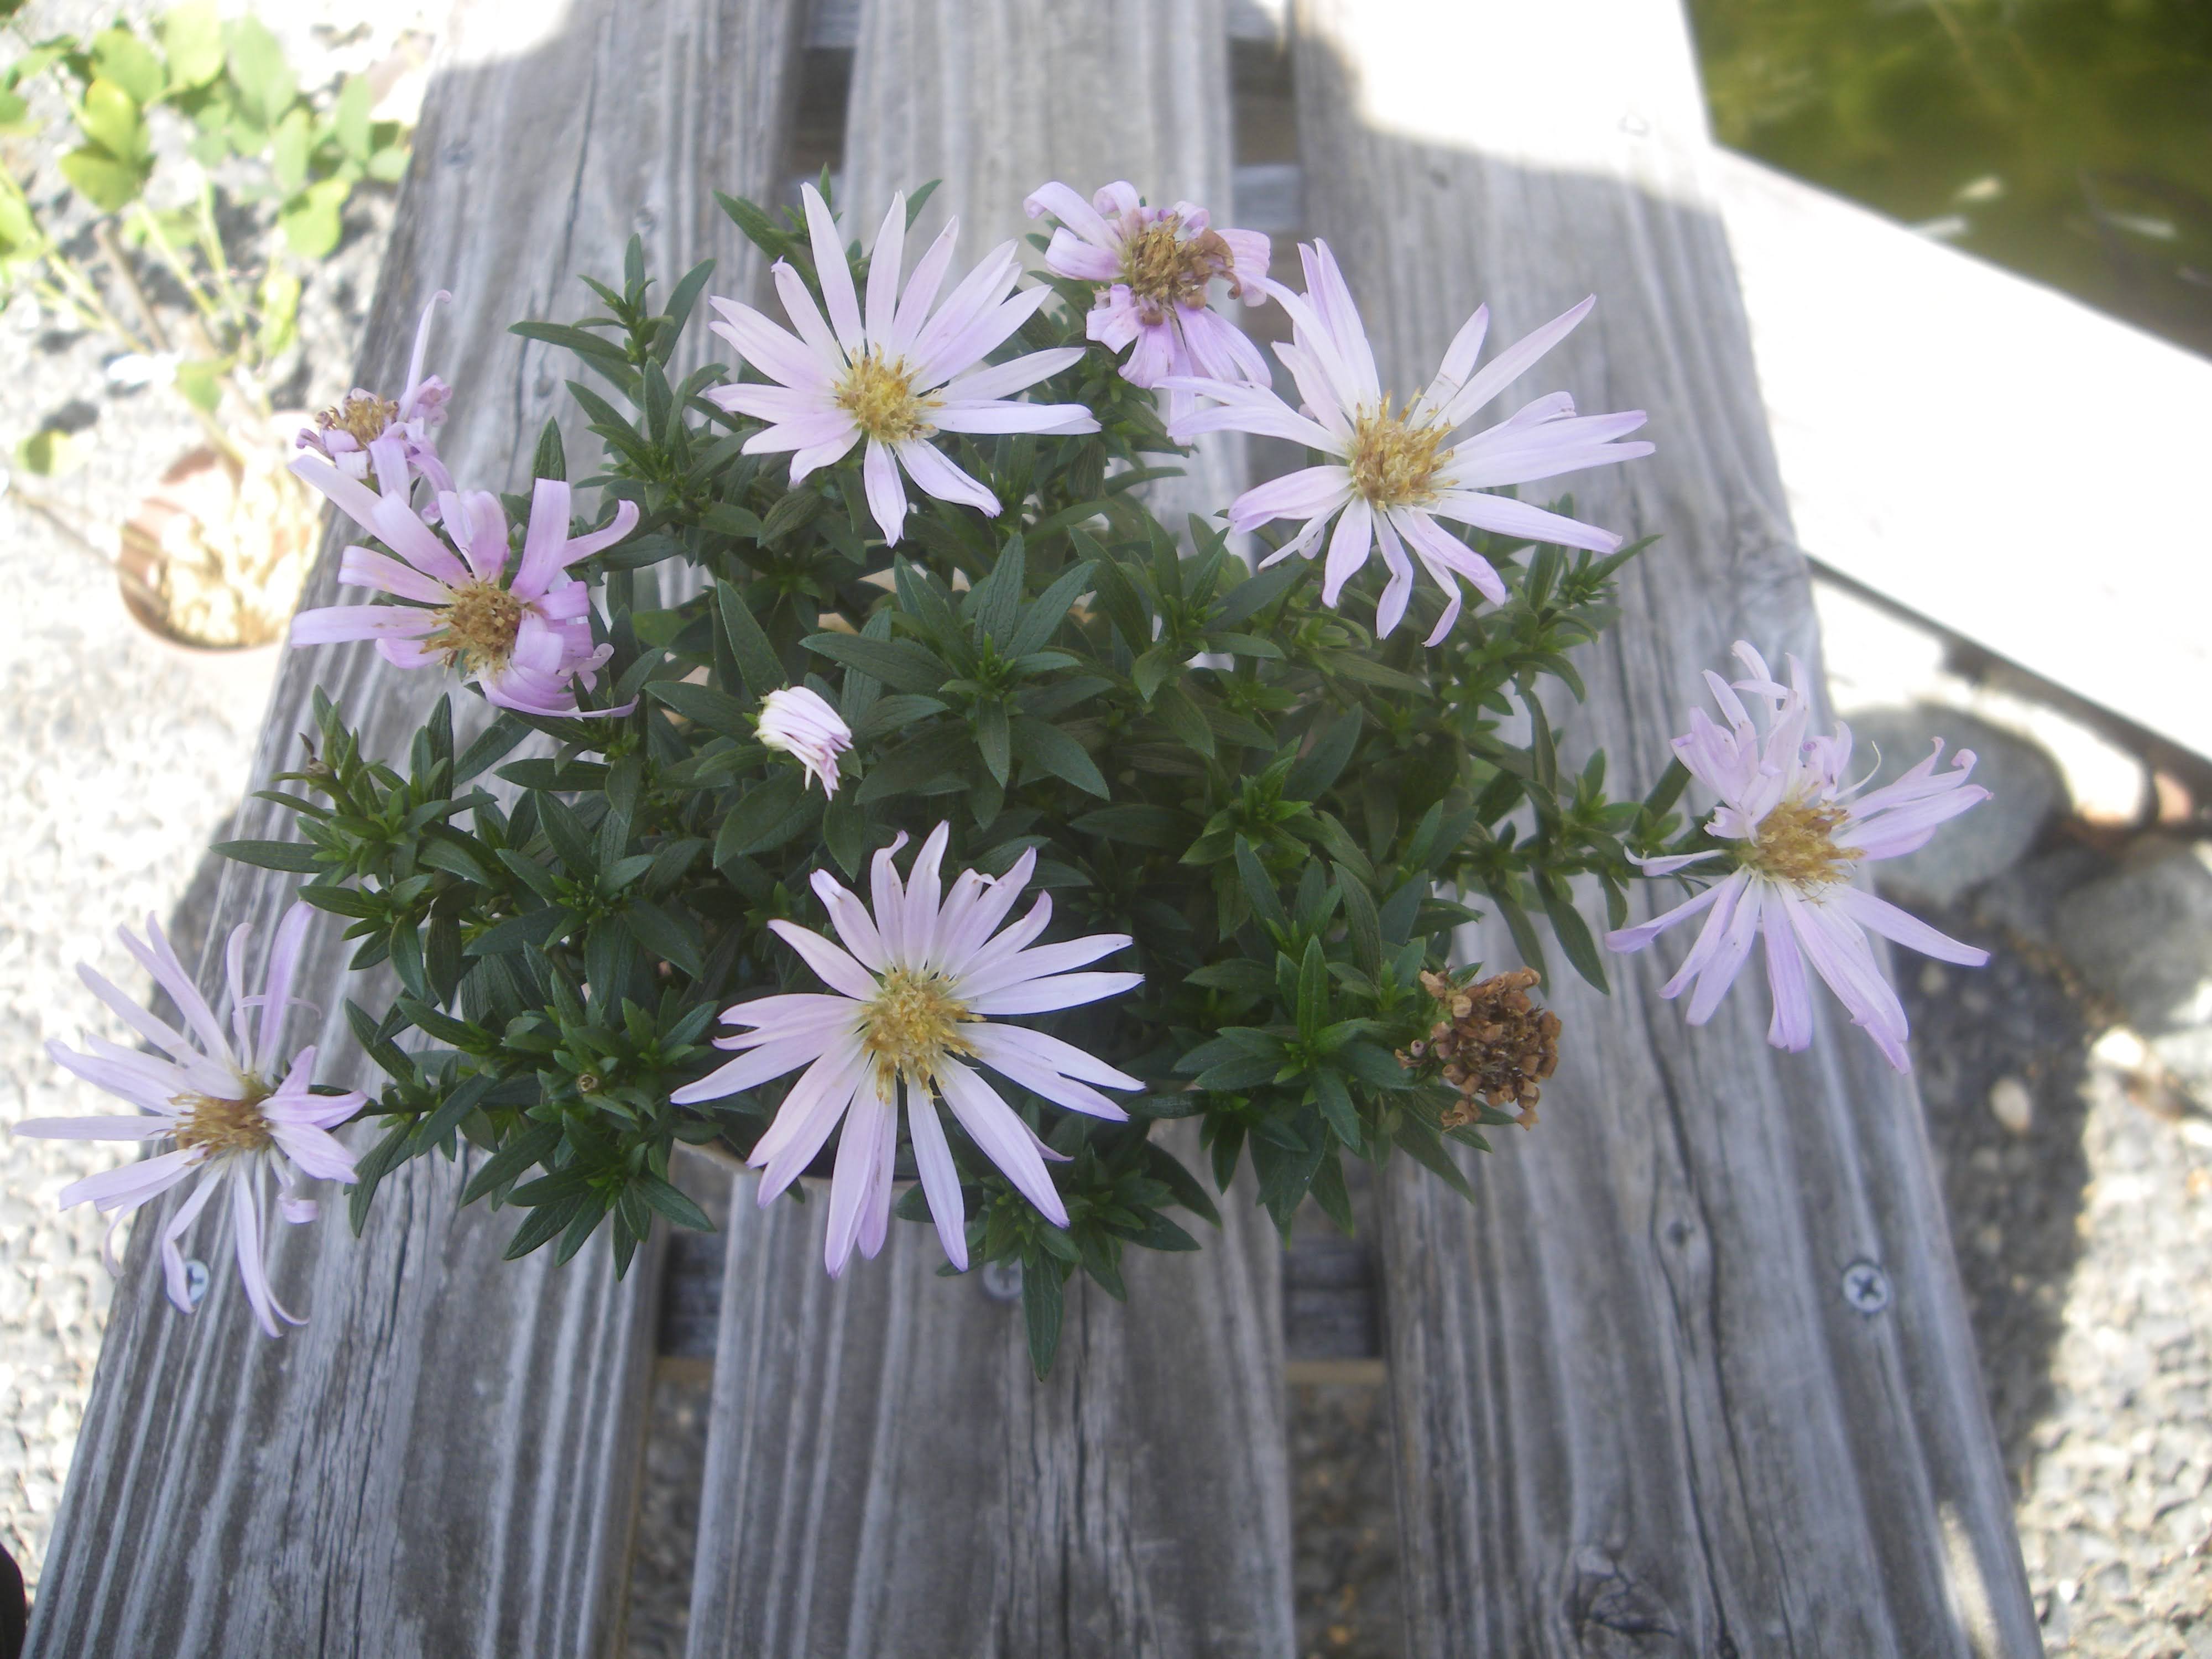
(124, 202), (223, 334)
(34, 246), (148, 354)
(89, 221), (186, 355)
(193, 180), (252, 328)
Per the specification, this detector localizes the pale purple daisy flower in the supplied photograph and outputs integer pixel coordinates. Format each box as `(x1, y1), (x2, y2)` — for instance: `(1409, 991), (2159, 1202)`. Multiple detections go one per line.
(298, 288), (455, 502)
(1022, 179), (1271, 421)
(703, 183), (1099, 547)
(757, 685), (852, 797)
(671, 824), (1142, 1277)
(1605, 643), (1991, 1071)
(289, 437), (639, 719)
(13, 904), (364, 1337)
(1165, 240), (1653, 644)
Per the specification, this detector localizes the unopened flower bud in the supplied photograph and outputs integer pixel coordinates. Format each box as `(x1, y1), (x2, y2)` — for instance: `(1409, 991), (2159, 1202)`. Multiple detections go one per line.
(757, 685), (853, 797)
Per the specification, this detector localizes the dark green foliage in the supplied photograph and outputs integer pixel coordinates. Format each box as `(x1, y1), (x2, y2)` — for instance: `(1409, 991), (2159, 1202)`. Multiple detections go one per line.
(235, 192), (1681, 1374)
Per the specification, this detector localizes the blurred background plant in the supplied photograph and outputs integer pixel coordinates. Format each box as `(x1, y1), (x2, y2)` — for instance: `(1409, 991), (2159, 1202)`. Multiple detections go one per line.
(0, 0), (411, 645)
(1689, 0), (2212, 356)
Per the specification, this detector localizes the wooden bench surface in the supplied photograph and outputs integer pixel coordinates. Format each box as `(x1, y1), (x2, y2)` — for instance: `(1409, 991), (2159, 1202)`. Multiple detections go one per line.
(682, 5), (1295, 1652)
(23, 1), (806, 1652)
(1293, 2), (2037, 1651)
(29, 1), (2039, 1654)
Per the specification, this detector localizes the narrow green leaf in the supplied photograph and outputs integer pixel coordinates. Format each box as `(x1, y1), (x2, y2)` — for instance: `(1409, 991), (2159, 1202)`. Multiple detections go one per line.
(1538, 876), (1608, 992)
(716, 581), (785, 696)
(212, 838), (319, 873)
(1395, 1114), (1474, 1199)
(348, 1121), (413, 1234)
(1337, 864), (1383, 974)
(1235, 838), (1287, 930)
(975, 699), (1010, 785)
(1004, 560), (1095, 659)
(713, 771), (807, 863)
(1008, 716), (1107, 796)
(966, 535), (1025, 644)
(1022, 1260), (1063, 1379)
(1214, 556), (1306, 626)
(625, 898), (704, 977)
(504, 1195), (586, 1259)
(1296, 937), (1329, 1038)
(454, 713), (529, 783)
(803, 632), (948, 695)
(1152, 686), (1215, 757)
(459, 1121), (562, 1206)
(1313, 1068), (1360, 1146)
(646, 678), (754, 738)
(1286, 710), (1361, 801)
(1069, 805), (1188, 848)
(634, 1172), (714, 1231)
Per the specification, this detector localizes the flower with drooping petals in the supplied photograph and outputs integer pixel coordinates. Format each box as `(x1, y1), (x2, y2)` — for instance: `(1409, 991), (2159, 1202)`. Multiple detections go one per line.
(758, 685), (852, 796)
(289, 436), (639, 719)
(1023, 179), (1270, 420)
(671, 825), (1142, 1276)
(1166, 241), (1653, 644)
(703, 184), (1099, 547)
(298, 288), (454, 501)
(12, 904), (364, 1337)
(1604, 643), (1991, 1071)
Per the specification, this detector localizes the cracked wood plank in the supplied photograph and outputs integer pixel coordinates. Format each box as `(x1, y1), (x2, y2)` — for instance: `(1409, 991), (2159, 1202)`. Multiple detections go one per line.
(685, 10), (1293, 1651)
(1289, 2), (2041, 1654)
(24, 2), (805, 1653)
(684, 1127), (1290, 1658)
(837, 0), (1249, 538)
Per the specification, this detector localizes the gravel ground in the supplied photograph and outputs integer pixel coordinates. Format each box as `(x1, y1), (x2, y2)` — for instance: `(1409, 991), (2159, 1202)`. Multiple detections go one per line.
(5, 8), (2211, 1652)
(1905, 875), (2212, 1656)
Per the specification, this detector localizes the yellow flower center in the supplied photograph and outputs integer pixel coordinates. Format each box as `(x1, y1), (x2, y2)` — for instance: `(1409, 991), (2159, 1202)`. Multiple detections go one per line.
(1119, 217), (1241, 322)
(432, 580), (526, 674)
(1347, 399), (1450, 509)
(172, 1081), (275, 1158)
(319, 392), (400, 447)
(836, 350), (931, 444)
(1743, 796), (1862, 889)
(860, 966), (976, 1092)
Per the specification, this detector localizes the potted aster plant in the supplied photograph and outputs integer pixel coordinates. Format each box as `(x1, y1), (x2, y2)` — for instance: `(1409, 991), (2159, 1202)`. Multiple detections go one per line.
(19, 179), (1990, 1375)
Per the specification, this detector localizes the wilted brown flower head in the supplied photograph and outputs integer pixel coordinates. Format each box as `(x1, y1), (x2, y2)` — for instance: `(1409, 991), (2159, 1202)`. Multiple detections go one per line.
(1399, 967), (1561, 1131)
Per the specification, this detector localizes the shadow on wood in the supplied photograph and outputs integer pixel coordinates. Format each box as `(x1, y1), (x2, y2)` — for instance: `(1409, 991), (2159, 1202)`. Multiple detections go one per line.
(1290, 4), (2039, 1653)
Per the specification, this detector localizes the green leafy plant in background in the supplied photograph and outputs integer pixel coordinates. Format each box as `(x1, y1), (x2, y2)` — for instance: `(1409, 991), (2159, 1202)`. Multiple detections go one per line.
(1, 0), (412, 468)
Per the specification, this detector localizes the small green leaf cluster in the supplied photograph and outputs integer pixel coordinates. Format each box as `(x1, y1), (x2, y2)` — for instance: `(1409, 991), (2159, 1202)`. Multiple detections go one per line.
(3, 5), (408, 243)
(241, 187), (1668, 1373)
(2, 2), (414, 458)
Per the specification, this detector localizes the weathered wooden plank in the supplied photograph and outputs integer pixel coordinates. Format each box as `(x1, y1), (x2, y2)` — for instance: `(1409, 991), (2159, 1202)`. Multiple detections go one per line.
(678, 9), (1294, 1650)
(656, 1168), (1378, 1364)
(685, 1128), (1289, 1658)
(24, 2), (806, 1653)
(1708, 145), (2212, 766)
(838, 0), (1248, 534)
(1290, 4), (2039, 1655)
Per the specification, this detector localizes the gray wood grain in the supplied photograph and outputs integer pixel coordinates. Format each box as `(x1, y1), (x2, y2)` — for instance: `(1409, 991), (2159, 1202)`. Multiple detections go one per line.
(1290, 3), (2040, 1655)
(679, 9), (1293, 1650)
(685, 1126), (1292, 1658)
(24, 2), (805, 1653)
(840, 0), (1248, 535)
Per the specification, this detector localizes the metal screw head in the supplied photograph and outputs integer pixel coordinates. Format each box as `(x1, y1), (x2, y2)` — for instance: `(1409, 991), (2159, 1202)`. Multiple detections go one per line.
(979, 1259), (1024, 1303)
(1841, 1259), (1891, 1315)
(182, 1260), (210, 1307)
